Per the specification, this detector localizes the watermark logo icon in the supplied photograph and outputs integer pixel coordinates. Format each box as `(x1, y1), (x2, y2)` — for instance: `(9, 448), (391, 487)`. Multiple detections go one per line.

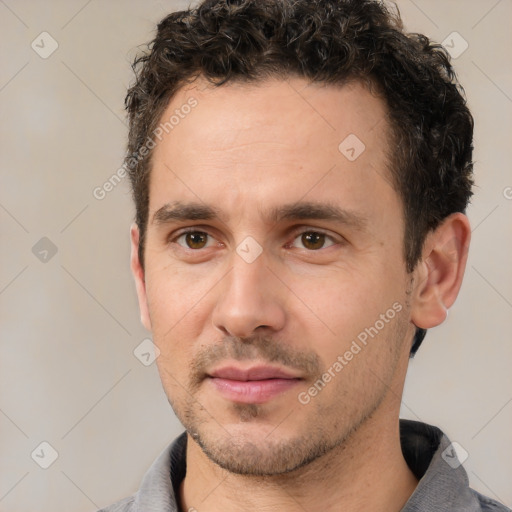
(32, 237), (58, 263)
(31, 441), (59, 469)
(338, 134), (365, 161)
(236, 236), (263, 263)
(441, 441), (469, 469)
(31, 32), (59, 59)
(134, 338), (160, 366)
(442, 32), (468, 59)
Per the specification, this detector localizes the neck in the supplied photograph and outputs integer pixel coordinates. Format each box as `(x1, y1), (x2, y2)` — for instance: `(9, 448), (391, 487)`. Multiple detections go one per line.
(179, 411), (418, 512)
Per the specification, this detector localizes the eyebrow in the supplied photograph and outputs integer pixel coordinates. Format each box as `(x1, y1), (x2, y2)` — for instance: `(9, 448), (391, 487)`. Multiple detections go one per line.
(152, 200), (367, 231)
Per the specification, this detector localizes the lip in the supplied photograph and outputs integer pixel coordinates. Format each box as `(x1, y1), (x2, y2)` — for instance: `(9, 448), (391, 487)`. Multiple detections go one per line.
(208, 365), (302, 404)
(209, 365), (300, 381)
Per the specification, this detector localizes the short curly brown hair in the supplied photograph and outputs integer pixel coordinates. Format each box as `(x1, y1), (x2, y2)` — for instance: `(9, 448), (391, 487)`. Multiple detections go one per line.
(125, 0), (474, 354)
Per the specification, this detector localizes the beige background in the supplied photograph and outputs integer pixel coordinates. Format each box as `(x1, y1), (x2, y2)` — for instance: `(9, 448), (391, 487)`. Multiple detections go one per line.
(0, 1), (511, 510)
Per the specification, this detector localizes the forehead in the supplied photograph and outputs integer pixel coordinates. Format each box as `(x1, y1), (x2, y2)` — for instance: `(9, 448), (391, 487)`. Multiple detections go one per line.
(160, 76), (390, 155)
(148, 76), (398, 226)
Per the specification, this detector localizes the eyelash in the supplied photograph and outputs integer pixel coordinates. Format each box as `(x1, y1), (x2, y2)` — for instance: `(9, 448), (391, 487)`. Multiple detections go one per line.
(169, 227), (340, 251)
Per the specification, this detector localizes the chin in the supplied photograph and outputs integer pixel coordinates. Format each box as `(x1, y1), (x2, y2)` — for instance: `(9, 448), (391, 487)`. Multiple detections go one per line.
(188, 421), (335, 476)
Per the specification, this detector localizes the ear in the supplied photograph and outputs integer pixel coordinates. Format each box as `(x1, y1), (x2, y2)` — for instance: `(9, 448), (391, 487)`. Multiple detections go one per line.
(130, 223), (152, 331)
(410, 213), (471, 330)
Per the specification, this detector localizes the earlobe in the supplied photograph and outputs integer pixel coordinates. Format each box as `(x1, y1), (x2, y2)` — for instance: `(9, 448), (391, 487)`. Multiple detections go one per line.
(130, 223), (152, 331)
(410, 213), (471, 330)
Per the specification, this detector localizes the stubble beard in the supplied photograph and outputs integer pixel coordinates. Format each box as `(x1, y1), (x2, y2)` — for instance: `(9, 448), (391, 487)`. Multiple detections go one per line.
(169, 376), (388, 477)
(163, 302), (410, 477)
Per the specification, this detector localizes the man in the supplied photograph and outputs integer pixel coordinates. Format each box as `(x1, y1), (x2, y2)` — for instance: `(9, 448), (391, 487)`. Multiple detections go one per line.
(100, 0), (509, 510)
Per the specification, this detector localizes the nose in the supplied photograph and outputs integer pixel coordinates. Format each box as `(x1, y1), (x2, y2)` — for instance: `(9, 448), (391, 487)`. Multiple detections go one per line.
(212, 250), (286, 339)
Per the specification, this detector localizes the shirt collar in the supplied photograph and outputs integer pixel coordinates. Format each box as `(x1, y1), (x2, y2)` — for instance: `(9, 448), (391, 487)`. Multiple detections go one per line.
(132, 420), (483, 511)
(400, 419), (481, 511)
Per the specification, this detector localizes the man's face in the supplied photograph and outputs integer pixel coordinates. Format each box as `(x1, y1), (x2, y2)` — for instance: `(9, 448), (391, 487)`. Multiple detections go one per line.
(133, 78), (417, 475)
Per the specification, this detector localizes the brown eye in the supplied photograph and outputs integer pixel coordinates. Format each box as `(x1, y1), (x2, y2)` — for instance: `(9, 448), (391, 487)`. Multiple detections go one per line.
(175, 231), (211, 249)
(289, 230), (336, 251)
(186, 232), (208, 249)
(301, 232), (326, 250)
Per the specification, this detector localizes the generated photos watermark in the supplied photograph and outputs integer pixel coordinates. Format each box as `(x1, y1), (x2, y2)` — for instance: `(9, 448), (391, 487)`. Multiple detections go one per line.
(298, 301), (403, 405)
(93, 97), (198, 200)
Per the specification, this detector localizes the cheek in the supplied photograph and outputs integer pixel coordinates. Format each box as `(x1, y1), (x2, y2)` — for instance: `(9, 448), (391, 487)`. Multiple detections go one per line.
(144, 264), (220, 357)
(287, 266), (405, 362)
(290, 270), (381, 332)
(145, 258), (211, 316)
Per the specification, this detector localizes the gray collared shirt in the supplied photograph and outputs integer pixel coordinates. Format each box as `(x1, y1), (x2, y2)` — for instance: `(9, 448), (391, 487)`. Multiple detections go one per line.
(98, 420), (510, 511)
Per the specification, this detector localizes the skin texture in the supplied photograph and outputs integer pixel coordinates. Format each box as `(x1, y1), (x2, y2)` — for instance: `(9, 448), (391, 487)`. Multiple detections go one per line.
(130, 77), (471, 512)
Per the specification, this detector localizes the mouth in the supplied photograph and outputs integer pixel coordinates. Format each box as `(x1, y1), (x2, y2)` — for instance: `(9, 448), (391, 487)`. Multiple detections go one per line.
(207, 365), (302, 404)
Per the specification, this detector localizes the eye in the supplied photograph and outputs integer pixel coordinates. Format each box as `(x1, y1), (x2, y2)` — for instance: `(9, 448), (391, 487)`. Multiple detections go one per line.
(174, 230), (216, 250)
(290, 231), (336, 250)
(170, 228), (339, 252)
